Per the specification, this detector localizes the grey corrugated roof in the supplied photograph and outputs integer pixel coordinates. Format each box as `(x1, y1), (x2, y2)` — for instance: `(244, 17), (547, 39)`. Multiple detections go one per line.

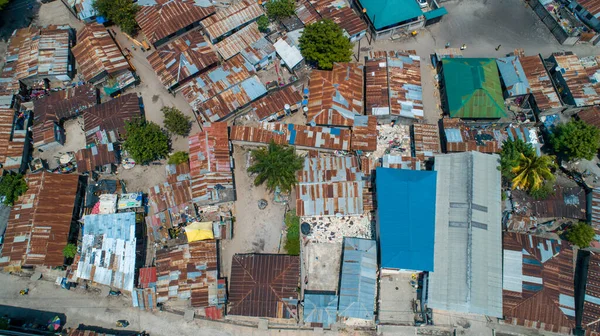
(338, 237), (377, 320)
(428, 152), (503, 318)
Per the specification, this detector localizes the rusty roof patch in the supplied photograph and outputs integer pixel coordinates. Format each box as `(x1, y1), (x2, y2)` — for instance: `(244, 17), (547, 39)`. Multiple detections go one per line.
(200, 0), (264, 42)
(250, 85), (303, 121)
(0, 172), (80, 268)
(578, 106), (600, 129)
(1, 25), (72, 92)
(32, 85), (97, 147)
(296, 156), (364, 217)
(351, 115), (377, 152)
(155, 241), (221, 308)
(82, 93), (141, 145)
(188, 122), (233, 203)
(520, 55), (562, 111)
(229, 254), (299, 318)
(180, 54), (255, 111)
(307, 63), (364, 127)
(230, 123), (352, 151)
(502, 232), (575, 334)
(147, 30), (218, 89)
(197, 75), (266, 122)
(442, 118), (504, 153)
(72, 23), (130, 83)
(310, 0), (366, 37)
(214, 22), (263, 60)
(512, 186), (587, 220)
(412, 123), (441, 159)
(136, 0), (216, 45)
(553, 54), (600, 107)
(75, 144), (118, 173)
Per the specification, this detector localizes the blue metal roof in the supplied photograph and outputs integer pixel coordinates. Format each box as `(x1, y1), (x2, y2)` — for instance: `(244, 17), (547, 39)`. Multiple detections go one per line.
(303, 292), (338, 327)
(338, 238), (377, 321)
(496, 56), (530, 96)
(83, 212), (136, 240)
(424, 7), (448, 21)
(375, 168), (437, 271)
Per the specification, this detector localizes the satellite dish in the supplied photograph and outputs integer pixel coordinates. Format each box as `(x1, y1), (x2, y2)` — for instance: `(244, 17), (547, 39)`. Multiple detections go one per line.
(301, 222), (311, 235)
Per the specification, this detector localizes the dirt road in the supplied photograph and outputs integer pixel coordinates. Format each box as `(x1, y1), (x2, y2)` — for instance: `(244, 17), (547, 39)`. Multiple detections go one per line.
(0, 272), (360, 336)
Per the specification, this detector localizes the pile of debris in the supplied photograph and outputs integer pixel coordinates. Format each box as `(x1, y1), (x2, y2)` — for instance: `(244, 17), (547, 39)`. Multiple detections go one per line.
(302, 214), (372, 244)
(371, 124), (411, 161)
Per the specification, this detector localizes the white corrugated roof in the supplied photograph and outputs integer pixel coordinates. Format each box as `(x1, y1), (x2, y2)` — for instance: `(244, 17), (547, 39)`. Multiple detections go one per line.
(274, 39), (303, 69)
(428, 151), (503, 318)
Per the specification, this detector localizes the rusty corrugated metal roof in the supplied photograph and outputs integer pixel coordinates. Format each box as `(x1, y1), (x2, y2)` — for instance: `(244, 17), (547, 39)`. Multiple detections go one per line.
(188, 122), (233, 202)
(309, 0), (366, 37)
(351, 115), (377, 152)
(412, 123), (440, 159)
(180, 54), (255, 111)
(229, 254), (299, 318)
(0, 172), (80, 268)
(520, 55), (562, 111)
(296, 0), (320, 25)
(136, 0), (215, 45)
(307, 63), (364, 127)
(200, 0), (264, 42)
(147, 29), (218, 89)
(230, 123), (352, 151)
(578, 106), (600, 129)
(148, 179), (192, 214)
(1, 25), (72, 91)
(250, 85), (302, 121)
(197, 75), (267, 122)
(156, 241), (220, 308)
(579, 0), (600, 16)
(138, 267), (157, 288)
(365, 58), (389, 116)
(296, 156), (364, 217)
(0, 108), (28, 172)
(72, 23), (130, 83)
(32, 84), (97, 147)
(512, 186), (586, 220)
(82, 93), (140, 145)
(503, 232), (575, 334)
(214, 22), (263, 60)
(442, 118), (504, 153)
(553, 54), (600, 107)
(75, 143), (117, 173)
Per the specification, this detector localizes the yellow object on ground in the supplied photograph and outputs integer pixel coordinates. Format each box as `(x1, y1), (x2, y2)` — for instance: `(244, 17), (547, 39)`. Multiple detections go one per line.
(185, 222), (214, 242)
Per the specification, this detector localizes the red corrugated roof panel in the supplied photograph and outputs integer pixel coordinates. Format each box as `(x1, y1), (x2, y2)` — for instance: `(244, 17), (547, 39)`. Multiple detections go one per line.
(138, 267), (157, 288)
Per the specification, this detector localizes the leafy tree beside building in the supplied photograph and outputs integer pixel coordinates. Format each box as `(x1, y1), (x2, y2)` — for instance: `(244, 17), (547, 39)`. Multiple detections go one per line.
(162, 106), (192, 137)
(566, 222), (595, 248)
(551, 120), (600, 161)
(0, 173), (27, 206)
(247, 141), (303, 193)
(93, 0), (140, 35)
(123, 119), (170, 164)
(299, 19), (353, 70)
(265, 0), (295, 20)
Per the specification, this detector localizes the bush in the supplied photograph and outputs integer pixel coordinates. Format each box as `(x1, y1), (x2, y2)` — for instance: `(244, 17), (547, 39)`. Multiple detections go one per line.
(265, 0), (295, 20)
(0, 0), (10, 11)
(63, 243), (77, 259)
(299, 19), (353, 70)
(93, 0), (140, 35)
(284, 211), (300, 255)
(565, 222), (595, 248)
(123, 119), (170, 164)
(257, 15), (270, 33)
(168, 151), (189, 165)
(162, 106), (192, 137)
(0, 173), (27, 206)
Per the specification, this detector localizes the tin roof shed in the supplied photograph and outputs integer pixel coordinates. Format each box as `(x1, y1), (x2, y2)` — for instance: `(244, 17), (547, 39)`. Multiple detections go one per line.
(303, 292), (338, 327)
(338, 237), (377, 321)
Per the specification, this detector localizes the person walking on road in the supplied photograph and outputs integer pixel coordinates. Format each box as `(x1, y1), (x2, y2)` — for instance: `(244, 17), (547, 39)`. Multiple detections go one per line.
(460, 44), (467, 50)
(495, 44), (501, 51)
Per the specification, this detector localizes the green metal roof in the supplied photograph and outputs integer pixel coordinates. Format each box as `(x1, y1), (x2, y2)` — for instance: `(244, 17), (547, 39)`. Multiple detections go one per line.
(442, 58), (507, 119)
(358, 0), (423, 30)
(424, 7), (448, 21)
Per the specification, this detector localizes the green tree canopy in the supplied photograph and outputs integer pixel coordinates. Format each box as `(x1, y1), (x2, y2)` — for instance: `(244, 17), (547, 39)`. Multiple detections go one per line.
(0, 173), (27, 206)
(162, 106), (191, 137)
(511, 152), (556, 192)
(528, 181), (555, 200)
(93, 0), (140, 35)
(265, 0), (295, 20)
(123, 119), (170, 164)
(248, 141), (303, 193)
(167, 151), (189, 165)
(299, 19), (353, 70)
(499, 138), (535, 179)
(551, 120), (600, 161)
(63, 243), (77, 259)
(566, 222), (595, 248)
(257, 15), (270, 33)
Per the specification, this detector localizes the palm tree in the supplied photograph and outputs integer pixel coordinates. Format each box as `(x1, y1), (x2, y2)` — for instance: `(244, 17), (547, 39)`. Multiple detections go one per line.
(511, 152), (556, 191)
(248, 141), (304, 193)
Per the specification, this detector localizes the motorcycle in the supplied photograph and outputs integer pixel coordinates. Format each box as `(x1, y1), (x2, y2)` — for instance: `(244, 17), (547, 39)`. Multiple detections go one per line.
(19, 288), (29, 295)
(116, 320), (130, 328)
